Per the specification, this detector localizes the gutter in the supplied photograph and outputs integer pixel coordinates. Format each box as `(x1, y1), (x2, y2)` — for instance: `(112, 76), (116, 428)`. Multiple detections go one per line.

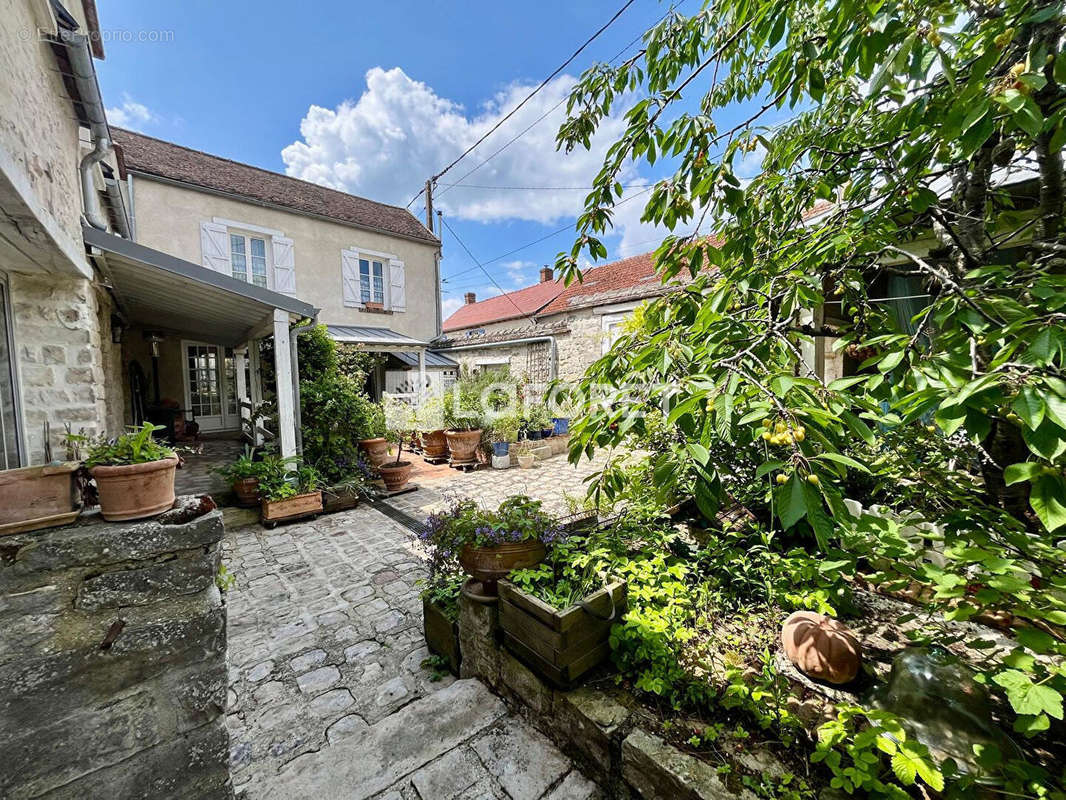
(62, 30), (130, 236)
(434, 335), (558, 380)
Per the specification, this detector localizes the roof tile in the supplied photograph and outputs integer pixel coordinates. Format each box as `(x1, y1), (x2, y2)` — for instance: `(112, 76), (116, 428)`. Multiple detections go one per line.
(441, 278), (564, 332)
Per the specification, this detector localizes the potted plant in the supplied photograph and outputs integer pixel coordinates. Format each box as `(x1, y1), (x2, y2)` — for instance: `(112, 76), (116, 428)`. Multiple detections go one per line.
(354, 397), (389, 467)
(502, 525), (628, 688)
(258, 456), (323, 527)
(422, 495), (556, 596)
(214, 446), (263, 507)
(417, 526), (466, 676)
(416, 394), (449, 462)
(443, 386), (483, 467)
(85, 422), (179, 521)
(518, 452), (536, 469)
(490, 414), (519, 458)
(379, 398), (416, 493)
(527, 404), (554, 440)
(322, 462), (376, 513)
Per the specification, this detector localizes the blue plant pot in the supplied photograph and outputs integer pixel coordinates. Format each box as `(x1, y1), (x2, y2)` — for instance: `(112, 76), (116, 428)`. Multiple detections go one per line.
(541, 428), (554, 440)
(552, 417), (570, 435)
(492, 442), (510, 457)
(527, 429), (542, 441)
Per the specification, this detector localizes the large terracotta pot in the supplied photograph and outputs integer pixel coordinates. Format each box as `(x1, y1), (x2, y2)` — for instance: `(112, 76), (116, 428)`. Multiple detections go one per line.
(421, 430), (449, 460)
(445, 429), (482, 466)
(232, 477), (260, 508)
(459, 539), (546, 595)
(90, 456), (178, 521)
(357, 437), (390, 467)
(781, 610), (861, 684)
(378, 460), (414, 492)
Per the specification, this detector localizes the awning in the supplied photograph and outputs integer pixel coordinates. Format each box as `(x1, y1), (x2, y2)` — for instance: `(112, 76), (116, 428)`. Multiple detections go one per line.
(392, 350), (458, 368)
(325, 324), (430, 350)
(84, 225), (316, 345)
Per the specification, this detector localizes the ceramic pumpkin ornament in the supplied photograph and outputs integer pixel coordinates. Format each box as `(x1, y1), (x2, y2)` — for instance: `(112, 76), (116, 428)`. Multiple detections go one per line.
(781, 611), (861, 684)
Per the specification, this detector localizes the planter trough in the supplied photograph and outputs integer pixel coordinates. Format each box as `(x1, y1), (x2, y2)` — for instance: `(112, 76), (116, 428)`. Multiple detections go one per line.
(499, 579), (627, 688)
(423, 597), (461, 675)
(0, 462), (81, 535)
(261, 490), (323, 527)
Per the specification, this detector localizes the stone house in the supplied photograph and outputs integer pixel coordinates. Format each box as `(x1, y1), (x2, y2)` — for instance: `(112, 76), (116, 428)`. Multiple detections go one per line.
(434, 253), (676, 390)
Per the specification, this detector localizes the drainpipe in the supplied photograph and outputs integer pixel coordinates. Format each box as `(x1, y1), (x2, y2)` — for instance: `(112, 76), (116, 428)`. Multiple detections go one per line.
(289, 315), (319, 456)
(435, 335), (558, 380)
(63, 30), (125, 234)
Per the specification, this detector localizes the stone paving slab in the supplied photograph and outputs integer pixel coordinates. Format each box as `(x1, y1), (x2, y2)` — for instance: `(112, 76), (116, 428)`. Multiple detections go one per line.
(224, 505), (599, 799)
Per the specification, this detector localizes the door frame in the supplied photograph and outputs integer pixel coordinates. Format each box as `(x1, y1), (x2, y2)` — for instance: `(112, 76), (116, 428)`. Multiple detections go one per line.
(180, 340), (239, 432)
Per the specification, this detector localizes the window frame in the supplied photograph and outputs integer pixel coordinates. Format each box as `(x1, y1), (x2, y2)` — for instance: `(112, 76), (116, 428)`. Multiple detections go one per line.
(228, 230), (272, 289)
(0, 271), (25, 468)
(358, 257), (386, 305)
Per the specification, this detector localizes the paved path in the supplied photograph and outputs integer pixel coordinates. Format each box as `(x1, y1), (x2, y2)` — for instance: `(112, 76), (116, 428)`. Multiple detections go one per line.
(224, 505), (600, 799)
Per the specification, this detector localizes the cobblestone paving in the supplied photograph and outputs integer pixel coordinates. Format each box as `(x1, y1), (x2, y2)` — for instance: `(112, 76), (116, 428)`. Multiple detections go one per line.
(224, 506), (600, 799)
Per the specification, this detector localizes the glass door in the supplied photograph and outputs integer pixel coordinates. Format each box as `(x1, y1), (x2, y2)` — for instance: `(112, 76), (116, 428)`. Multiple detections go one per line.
(183, 342), (239, 432)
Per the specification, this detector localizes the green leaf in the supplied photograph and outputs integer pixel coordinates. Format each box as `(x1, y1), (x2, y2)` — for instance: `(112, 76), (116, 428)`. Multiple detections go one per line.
(802, 479), (835, 551)
(776, 475), (807, 530)
(1004, 462), (1043, 486)
(891, 740), (943, 791)
(1023, 420), (1066, 461)
(841, 411), (875, 446)
(878, 350), (905, 373)
(1031, 474), (1066, 532)
(815, 452), (871, 473)
(993, 670), (1064, 719)
(1013, 387), (1046, 430)
(755, 460), (785, 479)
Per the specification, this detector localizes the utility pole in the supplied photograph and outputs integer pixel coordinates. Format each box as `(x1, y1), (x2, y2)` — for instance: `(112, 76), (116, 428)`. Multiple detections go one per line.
(424, 179), (434, 234)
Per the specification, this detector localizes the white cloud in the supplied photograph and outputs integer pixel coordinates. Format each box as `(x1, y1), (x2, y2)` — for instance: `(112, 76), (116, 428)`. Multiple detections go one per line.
(106, 94), (157, 131)
(281, 67), (634, 225)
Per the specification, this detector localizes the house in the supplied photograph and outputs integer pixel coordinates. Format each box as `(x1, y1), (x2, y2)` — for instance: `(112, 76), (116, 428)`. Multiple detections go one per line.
(110, 128), (451, 423)
(434, 253), (687, 388)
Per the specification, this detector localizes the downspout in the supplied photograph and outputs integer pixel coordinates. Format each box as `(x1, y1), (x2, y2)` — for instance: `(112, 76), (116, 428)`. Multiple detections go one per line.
(289, 315), (319, 456)
(63, 30), (124, 234)
(435, 335), (557, 380)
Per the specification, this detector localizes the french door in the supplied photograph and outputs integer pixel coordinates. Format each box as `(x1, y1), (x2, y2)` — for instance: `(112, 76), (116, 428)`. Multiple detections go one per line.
(182, 341), (239, 431)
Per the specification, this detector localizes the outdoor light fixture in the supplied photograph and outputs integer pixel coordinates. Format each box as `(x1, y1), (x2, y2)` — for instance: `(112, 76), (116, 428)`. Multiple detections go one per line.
(110, 314), (124, 344)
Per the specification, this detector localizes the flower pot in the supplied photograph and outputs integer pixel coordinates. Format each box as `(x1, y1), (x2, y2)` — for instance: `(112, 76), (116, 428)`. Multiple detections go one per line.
(492, 441), (510, 457)
(261, 490), (323, 527)
(357, 437), (391, 467)
(90, 457), (179, 521)
(444, 429), (482, 466)
(459, 540), (546, 596)
(491, 454), (510, 470)
(0, 462), (81, 535)
(518, 453), (536, 469)
(378, 460), (414, 492)
(527, 429), (542, 441)
(552, 417), (570, 436)
(540, 428), (554, 440)
(499, 579), (627, 688)
(232, 477), (260, 508)
(423, 597), (461, 675)
(322, 484), (362, 513)
(421, 429), (449, 461)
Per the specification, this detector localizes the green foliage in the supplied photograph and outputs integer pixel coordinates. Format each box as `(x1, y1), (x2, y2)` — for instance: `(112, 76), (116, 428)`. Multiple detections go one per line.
(256, 455), (322, 501)
(419, 570), (465, 623)
(84, 422), (175, 468)
(420, 654), (452, 682)
(419, 495), (563, 553)
(213, 446), (264, 483)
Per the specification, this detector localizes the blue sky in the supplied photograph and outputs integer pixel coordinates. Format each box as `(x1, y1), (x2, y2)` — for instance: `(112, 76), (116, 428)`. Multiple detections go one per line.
(95, 0), (744, 318)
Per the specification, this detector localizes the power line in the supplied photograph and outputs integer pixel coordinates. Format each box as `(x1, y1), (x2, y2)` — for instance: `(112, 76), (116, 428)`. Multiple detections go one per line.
(437, 182), (653, 191)
(439, 216), (538, 324)
(406, 0), (638, 209)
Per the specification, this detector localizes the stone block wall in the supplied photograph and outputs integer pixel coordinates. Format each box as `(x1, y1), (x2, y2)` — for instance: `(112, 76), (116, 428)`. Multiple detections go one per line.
(10, 272), (123, 463)
(0, 505), (231, 799)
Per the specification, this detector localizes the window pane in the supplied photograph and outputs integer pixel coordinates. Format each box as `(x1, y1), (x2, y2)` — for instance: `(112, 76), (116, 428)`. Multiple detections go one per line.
(250, 238), (266, 257)
(359, 259), (371, 303)
(372, 262), (384, 303)
(230, 235), (248, 282)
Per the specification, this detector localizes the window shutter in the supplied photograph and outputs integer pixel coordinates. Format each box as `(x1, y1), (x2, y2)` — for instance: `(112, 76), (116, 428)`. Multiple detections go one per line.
(341, 249), (361, 307)
(272, 236), (296, 294)
(388, 259), (406, 311)
(200, 222), (230, 274)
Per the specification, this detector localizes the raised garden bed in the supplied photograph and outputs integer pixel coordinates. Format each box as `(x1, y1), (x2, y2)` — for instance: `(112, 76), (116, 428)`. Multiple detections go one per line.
(499, 578), (626, 688)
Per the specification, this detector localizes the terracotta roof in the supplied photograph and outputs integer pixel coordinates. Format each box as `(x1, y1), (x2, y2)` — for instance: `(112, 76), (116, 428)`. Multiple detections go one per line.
(539, 250), (666, 317)
(441, 278), (565, 332)
(435, 321), (571, 347)
(111, 128), (438, 245)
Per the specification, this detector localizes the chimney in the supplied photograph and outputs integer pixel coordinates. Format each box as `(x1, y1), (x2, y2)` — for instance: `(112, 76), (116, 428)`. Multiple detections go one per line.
(540, 266), (554, 283)
(464, 292), (476, 305)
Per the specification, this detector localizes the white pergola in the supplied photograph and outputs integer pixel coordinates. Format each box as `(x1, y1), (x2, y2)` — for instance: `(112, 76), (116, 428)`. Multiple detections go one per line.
(84, 226), (317, 459)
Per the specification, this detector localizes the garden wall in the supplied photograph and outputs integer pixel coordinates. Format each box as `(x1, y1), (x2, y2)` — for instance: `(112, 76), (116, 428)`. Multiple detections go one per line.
(458, 593), (785, 800)
(0, 501), (231, 799)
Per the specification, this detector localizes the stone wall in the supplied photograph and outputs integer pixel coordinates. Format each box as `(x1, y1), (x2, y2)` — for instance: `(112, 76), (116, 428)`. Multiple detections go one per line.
(0, 504), (231, 799)
(9, 272), (123, 463)
(457, 592), (781, 800)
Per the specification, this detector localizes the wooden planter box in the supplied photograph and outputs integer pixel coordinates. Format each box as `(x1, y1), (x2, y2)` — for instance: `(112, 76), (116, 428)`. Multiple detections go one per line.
(423, 597), (461, 675)
(499, 579), (627, 688)
(322, 485), (362, 514)
(0, 462), (81, 535)
(260, 490), (323, 527)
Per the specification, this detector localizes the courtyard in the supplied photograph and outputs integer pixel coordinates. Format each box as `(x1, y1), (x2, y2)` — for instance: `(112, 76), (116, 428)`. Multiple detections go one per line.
(223, 452), (613, 799)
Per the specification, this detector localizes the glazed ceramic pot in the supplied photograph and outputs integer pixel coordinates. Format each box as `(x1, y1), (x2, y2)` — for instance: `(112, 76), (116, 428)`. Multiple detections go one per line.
(90, 456), (178, 521)
(232, 477), (260, 507)
(378, 460), (414, 492)
(459, 540), (546, 595)
(421, 430), (449, 460)
(552, 417), (570, 435)
(492, 441), (510, 457)
(444, 429), (482, 466)
(357, 437), (391, 467)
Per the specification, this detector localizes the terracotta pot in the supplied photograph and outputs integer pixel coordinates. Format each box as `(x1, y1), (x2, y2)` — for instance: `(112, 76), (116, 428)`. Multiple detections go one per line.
(378, 460), (414, 492)
(0, 461), (81, 535)
(232, 477), (260, 508)
(445, 429), (482, 465)
(781, 610), (861, 684)
(421, 429), (449, 460)
(518, 453), (535, 469)
(90, 456), (178, 522)
(358, 437), (391, 467)
(459, 540), (546, 595)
